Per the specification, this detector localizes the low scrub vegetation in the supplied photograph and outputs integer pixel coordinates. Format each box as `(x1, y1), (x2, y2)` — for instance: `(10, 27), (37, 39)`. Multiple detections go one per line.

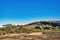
(0, 24), (60, 35)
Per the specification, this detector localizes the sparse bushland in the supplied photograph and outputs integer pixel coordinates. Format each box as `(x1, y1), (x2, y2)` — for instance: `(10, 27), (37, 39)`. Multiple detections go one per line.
(0, 23), (60, 35)
(0, 21), (60, 40)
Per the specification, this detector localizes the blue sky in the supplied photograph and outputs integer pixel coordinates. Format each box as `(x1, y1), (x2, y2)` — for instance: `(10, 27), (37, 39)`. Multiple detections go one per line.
(0, 0), (60, 26)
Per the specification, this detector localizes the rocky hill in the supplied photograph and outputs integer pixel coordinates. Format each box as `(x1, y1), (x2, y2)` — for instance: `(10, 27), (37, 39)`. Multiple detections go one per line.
(26, 20), (60, 28)
(0, 20), (60, 35)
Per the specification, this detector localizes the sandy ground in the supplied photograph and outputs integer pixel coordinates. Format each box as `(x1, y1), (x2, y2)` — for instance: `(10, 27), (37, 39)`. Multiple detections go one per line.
(25, 32), (42, 35)
(0, 33), (60, 40)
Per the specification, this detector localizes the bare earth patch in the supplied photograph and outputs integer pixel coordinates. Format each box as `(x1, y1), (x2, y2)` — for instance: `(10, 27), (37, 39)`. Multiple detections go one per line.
(0, 33), (60, 40)
(25, 32), (42, 35)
